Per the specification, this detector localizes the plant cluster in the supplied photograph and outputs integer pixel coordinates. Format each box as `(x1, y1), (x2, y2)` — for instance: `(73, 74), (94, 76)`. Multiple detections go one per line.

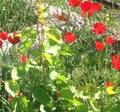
(0, 0), (120, 112)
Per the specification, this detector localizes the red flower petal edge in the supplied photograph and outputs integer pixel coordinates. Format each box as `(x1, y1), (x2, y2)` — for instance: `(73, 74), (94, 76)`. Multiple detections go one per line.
(20, 55), (29, 64)
(95, 42), (105, 51)
(105, 36), (116, 45)
(64, 32), (77, 43)
(92, 22), (106, 34)
(112, 54), (120, 70)
(68, 0), (81, 7)
(106, 82), (115, 87)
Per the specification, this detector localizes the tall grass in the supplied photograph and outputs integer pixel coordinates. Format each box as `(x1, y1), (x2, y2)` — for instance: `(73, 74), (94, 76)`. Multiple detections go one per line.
(0, 0), (36, 32)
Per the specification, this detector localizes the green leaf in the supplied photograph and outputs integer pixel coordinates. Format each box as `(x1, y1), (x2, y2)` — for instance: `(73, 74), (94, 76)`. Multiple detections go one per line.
(10, 96), (28, 112)
(17, 66), (27, 79)
(43, 37), (55, 53)
(43, 37), (61, 56)
(32, 87), (51, 105)
(18, 28), (37, 53)
(31, 50), (41, 57)
(46, 33), (59, 43)
(71, 99), (81, 106)
(28, 102), (34, 112)
(5, 80), (20, 96)
(49, 70), (67, 81)
(11, 67), (19, 80)
(56, 80), (68, 88)
(60, 99), (71, 106)
(76, 105), (88, 112)
(49, 70), (60, 80)
(19, 41), (34, 53)
(46, 45), (61, 55)
(56, 75), (67, 82)
(21, 29), (37, 41)
(43, 53), (53, 65)
(45, 26), (63, 44)
(61, 44), (72, 56)
(60, 87), (74, 100)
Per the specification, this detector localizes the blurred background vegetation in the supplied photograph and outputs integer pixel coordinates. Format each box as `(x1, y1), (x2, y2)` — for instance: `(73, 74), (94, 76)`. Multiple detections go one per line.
(0, 0), (36, 32)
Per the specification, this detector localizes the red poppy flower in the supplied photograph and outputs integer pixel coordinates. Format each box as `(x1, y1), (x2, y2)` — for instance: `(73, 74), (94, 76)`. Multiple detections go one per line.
(80, 1), (92, 11)
(92, 22), (106, 34)
(0, 40), (3, 47)
(20, 55), (29, 64)
(80, 1), (102, 18)
(106, 82), (115, 87)
(112, 54), (120, 61)
(68, 0), (81, 7)
(64, 32), (77, 43)
(0, 32), (8, 40)
(90, 3), (102, 13)
(8, 36), (20, 45)
(105, 36), (116, 45)
(55, 14), (69, 22)
(112, 54), (120, 70)
(80, 1), (93, 18)
(95, 42), (105, 51)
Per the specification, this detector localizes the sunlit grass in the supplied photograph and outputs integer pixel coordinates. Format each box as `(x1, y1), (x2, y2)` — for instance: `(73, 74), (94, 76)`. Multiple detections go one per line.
(0, 0), (36, 32)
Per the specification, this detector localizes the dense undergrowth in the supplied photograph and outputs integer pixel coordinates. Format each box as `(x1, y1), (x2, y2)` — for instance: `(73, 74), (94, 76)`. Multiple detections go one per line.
(0, 0), (36, 32)
(0, 0), (120, 112)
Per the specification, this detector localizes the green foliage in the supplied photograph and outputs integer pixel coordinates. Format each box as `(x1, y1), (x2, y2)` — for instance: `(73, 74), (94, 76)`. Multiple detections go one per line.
(5, 80), (20, 96)
(18, 29), (38, 53)
(10, 96), (28, 112)
(32, 86), (51, 105)
(60, 87), (74, 100)
(0, 0), (120, 112)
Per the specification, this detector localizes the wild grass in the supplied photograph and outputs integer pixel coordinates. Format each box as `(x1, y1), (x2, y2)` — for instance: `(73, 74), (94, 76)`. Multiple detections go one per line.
(0, 0), (36, 32)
